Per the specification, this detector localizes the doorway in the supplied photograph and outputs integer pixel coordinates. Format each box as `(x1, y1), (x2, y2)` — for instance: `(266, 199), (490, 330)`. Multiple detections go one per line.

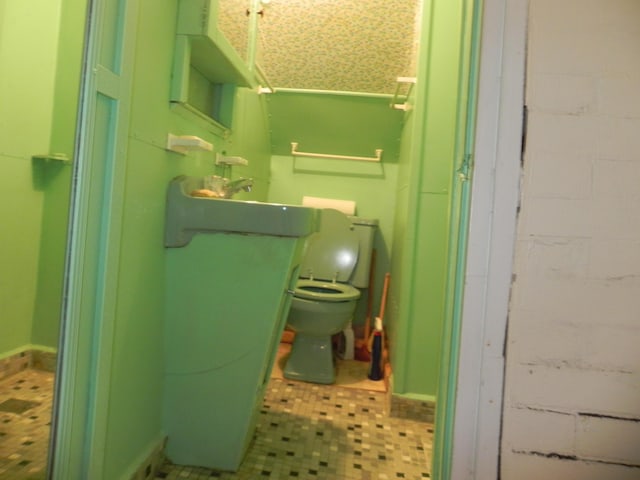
(44, 0), (526, 479)
(0, 0), (87, 478)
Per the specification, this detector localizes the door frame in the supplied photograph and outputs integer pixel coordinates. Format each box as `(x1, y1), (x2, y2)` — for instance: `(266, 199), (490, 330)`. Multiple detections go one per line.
(48, 0), (139, 477)
(446, 0), (528, 478)
(46, 0), (528, 478)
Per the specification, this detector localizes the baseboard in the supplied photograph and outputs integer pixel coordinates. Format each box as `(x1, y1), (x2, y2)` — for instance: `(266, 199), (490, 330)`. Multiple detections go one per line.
(123, 435), (167, 480)
(386, 375), (436, 423)
(0, 346), (58, 380)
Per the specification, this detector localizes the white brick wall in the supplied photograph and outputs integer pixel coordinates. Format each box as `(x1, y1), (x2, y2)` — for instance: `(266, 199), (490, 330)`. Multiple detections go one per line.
(501, 0), (640, 477)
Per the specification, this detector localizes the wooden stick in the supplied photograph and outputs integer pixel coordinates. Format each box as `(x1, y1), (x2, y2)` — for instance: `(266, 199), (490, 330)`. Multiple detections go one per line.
(363, 249), (377, 341)
(378, 273), (391, 322)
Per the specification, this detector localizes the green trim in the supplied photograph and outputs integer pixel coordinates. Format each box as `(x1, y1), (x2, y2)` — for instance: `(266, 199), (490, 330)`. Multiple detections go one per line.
(0, 345), (57, 361)
(432, 0), (483, 478)
(30, 344), (59, 354)
(117, 433), (166, 480)
(0, 345), (33, 360)
(394, 392), (437, 404)
(246, 0), (260, 71)
(50, 0), (140, 477)
(169, 35), (191, 103)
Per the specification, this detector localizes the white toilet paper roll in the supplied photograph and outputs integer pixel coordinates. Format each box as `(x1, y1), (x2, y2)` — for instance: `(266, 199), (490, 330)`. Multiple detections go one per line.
(302, 196), (356, 215)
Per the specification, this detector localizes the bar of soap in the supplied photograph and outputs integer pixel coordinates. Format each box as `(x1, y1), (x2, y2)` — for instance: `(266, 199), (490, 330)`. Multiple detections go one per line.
(190, 189), (221, 198)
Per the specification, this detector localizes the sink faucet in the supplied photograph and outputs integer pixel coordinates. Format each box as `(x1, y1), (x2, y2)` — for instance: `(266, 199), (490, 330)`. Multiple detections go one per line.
(222, 177), (253, 198)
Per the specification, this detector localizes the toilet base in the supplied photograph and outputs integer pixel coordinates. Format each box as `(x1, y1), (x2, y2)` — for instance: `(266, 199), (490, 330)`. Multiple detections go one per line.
(283, 333), (336, 384)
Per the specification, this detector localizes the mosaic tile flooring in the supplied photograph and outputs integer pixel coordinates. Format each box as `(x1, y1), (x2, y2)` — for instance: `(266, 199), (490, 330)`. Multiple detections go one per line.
(271, 342), (387, 393)
(0, 369), (53, 480)
(157, 344), (433, 479)
(0, 346), (434, 480)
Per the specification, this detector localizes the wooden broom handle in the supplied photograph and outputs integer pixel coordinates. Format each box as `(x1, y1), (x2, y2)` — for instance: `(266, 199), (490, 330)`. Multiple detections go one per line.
(363, 249), (377, 340)
(378, 273), (391, 322)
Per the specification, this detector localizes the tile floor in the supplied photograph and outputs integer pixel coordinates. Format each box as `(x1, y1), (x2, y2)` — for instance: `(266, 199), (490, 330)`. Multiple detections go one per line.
(157, 344), (433, 479)
(0, 344), (434, 480)
(0, 369), (53, 480)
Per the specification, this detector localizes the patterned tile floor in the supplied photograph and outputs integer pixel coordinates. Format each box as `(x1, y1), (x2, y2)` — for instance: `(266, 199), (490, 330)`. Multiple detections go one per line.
(0, 369), (53, 480)
(157, 344), (433, 479)
(0, 346), (434, 480)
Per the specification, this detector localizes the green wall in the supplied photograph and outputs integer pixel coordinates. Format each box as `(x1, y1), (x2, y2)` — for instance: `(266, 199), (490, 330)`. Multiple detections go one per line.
(0, 0), (63, 355)
(52, 0), (476, 476)
(263, 0), (474, 401)
(268, 154), (398, 328)
(387, 0), (472, 399)
(266, 90), (405, 327)
(93, 1), (272, 477)
(264, 0), (473, 402)
(31, 0), (87, 349)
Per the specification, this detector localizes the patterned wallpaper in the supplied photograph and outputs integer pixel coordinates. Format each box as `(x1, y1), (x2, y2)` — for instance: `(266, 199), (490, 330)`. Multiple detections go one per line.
(218, 0), (249, 62)
(220, 0), (422, 94)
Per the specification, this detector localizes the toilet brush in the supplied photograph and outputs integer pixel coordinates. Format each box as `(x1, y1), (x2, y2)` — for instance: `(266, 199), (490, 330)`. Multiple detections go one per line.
(367, 316), (384, 381)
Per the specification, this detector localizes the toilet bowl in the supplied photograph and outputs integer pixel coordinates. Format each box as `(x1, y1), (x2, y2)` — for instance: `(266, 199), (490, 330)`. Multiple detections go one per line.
(284, 208), (377, 384)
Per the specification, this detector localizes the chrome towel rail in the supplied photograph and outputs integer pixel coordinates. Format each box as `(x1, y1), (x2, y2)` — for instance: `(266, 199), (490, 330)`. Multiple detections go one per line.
(290, 142), (382, 163)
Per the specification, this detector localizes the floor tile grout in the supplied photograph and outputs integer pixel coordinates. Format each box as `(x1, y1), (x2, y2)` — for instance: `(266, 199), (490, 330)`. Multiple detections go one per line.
(0, 347), (432, 480)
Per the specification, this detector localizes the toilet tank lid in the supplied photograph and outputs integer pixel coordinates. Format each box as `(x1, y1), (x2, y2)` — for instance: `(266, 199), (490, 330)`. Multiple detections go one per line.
(348, 216), (378, 227)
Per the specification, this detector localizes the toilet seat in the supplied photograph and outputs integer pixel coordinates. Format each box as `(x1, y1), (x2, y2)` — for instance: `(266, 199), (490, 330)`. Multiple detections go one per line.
(294, 279), (361, 302)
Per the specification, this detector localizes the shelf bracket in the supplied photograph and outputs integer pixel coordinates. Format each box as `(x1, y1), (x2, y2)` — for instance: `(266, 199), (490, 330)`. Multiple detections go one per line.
(390, 76), (417, 111)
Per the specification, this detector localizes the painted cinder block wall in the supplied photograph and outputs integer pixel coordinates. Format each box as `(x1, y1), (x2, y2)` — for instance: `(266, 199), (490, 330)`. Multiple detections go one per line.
(501, 0), (640, 477)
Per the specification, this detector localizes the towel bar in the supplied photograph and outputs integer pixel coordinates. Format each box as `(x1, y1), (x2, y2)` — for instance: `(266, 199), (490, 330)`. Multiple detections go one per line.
(290, 142), (382, 163)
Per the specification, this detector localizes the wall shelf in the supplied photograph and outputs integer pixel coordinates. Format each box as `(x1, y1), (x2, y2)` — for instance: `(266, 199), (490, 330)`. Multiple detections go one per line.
(32, 153), (72, 164)
(215, 153), (249, 166)
(166, 134), (213, 155)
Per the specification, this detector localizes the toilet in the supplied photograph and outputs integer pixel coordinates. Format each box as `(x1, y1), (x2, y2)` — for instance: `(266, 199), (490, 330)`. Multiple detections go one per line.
(284, 208), (377, 384)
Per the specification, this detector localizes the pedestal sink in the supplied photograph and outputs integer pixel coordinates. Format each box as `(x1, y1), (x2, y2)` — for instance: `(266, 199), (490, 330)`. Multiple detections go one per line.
(163, 175), (318, 472)
(165, 175), (317, 247)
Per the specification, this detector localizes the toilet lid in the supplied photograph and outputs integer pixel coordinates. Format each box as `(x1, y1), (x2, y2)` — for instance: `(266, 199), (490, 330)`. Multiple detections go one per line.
(300, 209), (359, 283)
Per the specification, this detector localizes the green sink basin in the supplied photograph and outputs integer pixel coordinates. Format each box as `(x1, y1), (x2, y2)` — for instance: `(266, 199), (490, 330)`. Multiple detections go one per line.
(165, 175), (318, 247)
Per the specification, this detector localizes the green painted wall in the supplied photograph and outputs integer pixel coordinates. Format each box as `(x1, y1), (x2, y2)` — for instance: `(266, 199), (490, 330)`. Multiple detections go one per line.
(386, 103), (416, 377)
(265, 1), (473, 402)
(53, 0), (475, 476)
(95, 1), (272, 477)
(268, 154), (399, 328)
(267, 90), (403, 160)
(31, 0), (87, 349)
(266, 90), (405, 326)
(0, 0), (62, 355)
(387, 0), (472, 399)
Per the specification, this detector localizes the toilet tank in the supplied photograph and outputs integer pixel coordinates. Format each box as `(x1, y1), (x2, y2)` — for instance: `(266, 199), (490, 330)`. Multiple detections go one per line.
(348, 216), (378, 288)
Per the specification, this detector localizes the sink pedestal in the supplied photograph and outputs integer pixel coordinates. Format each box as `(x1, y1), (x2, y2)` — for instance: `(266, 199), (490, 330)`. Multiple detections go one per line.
(162, 176), (317, 471)
(164, 233), (306, 471)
